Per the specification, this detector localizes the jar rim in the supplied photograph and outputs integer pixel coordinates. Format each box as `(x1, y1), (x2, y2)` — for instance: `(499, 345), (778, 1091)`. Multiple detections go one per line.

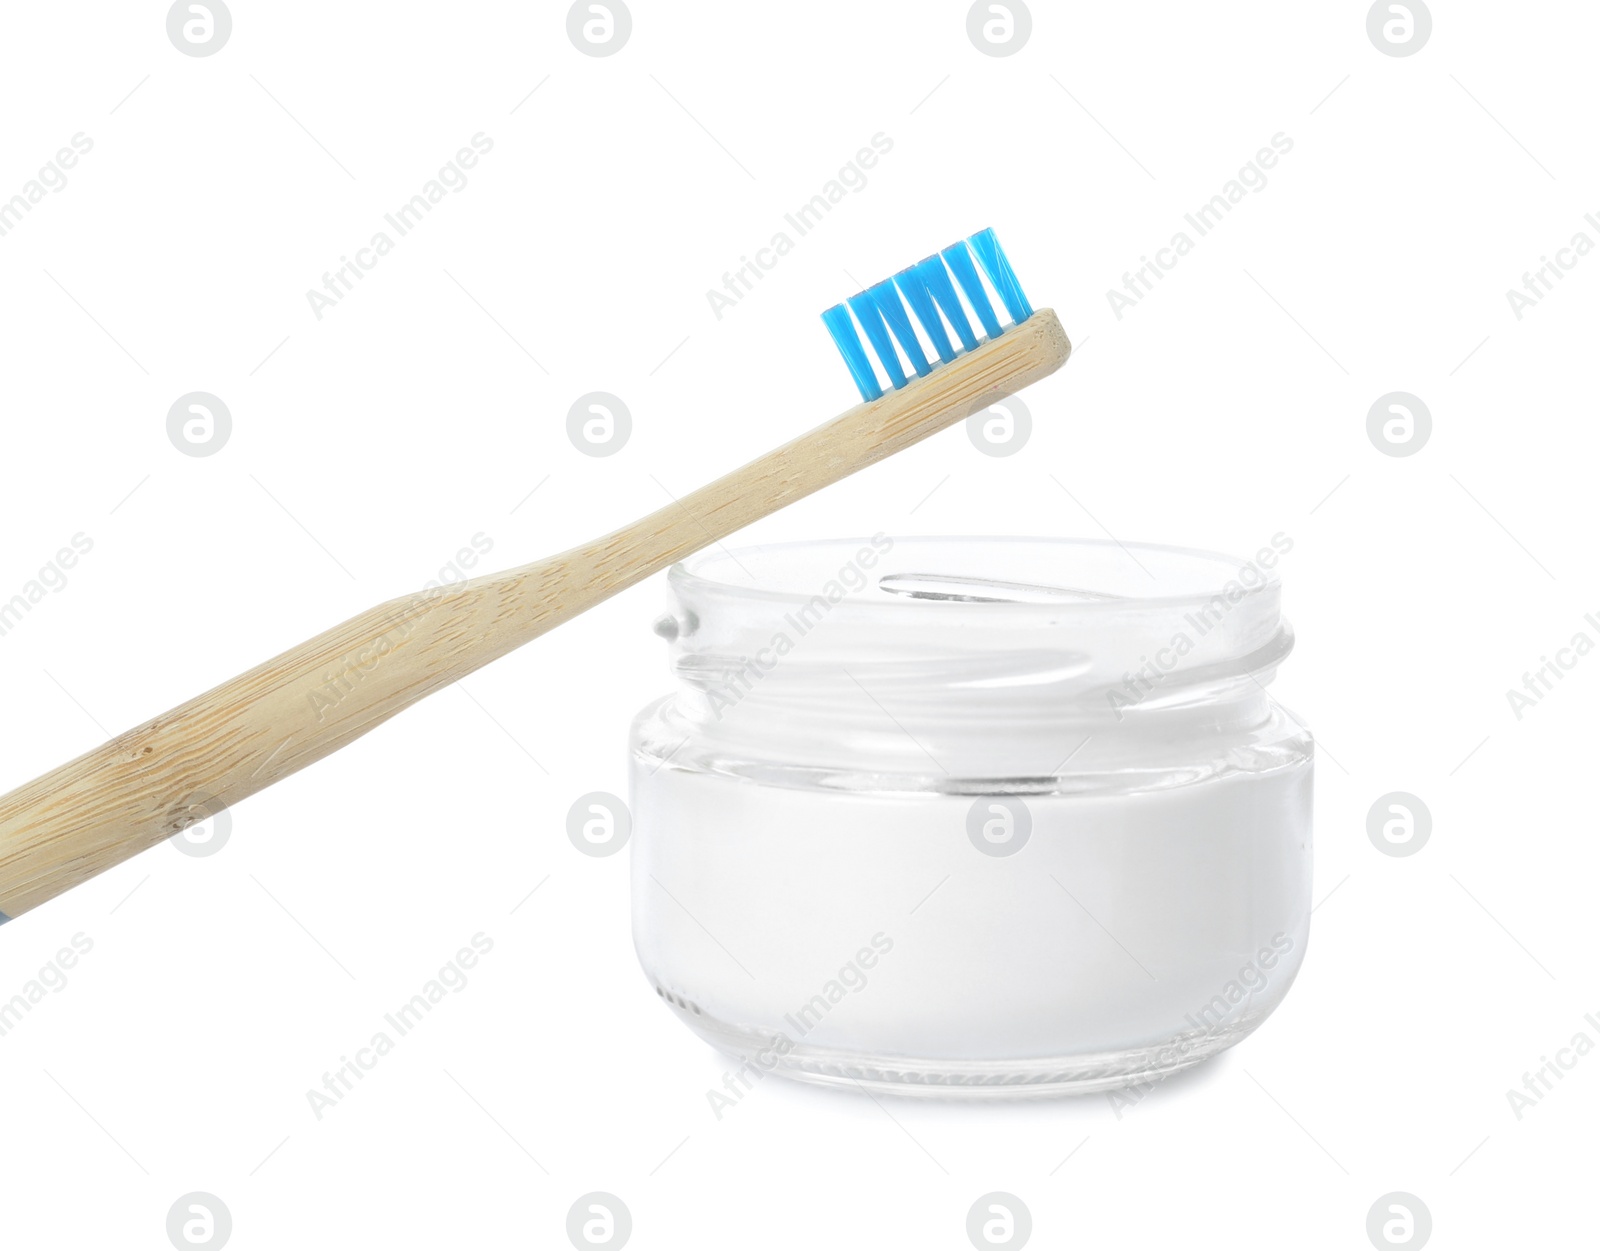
(669, 535), (1283, 617)
(650, 536), (1298, 790)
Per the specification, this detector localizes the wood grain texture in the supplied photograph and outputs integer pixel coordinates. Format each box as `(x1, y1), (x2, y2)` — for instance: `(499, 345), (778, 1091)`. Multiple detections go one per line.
(0, 310), (1070, 918)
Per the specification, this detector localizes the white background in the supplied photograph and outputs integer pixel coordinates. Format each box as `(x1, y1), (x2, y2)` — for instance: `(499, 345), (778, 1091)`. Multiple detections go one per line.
(1, 1), (1595, 1247)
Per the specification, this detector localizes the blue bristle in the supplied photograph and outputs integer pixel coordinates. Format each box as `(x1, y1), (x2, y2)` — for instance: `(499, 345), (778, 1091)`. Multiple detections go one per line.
(941, 241), (1003, 340)
(821, 304), (882, 402)
(893, 262), (958, 364)
(847, 291), (908, 391)
(967, 227), (1033, 323)
(821, 228), (1029, 396)
(914, 254), (979, 353)
(868, 281), (932, 378)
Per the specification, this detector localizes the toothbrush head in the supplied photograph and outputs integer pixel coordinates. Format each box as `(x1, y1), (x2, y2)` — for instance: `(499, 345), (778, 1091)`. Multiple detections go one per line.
(822, 227), (1036, 403)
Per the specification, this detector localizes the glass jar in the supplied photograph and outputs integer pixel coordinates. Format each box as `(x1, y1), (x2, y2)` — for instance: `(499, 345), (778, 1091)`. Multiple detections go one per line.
(629, 536), (1312, 1098)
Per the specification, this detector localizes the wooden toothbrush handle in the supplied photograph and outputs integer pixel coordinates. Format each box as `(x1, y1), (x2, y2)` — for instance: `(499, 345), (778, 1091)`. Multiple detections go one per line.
(0, 581), (552, 919)
(0, 309), (1069, 920)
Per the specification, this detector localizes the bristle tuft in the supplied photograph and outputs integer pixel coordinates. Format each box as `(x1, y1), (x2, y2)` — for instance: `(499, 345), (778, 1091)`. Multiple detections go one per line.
(847, 291), (908, 391)
(940, 241), (1002, 340)
(915, 254), (979, 353)
(894, 262), (958, 364)
(868, 281), (932, 379)
(821, 228), (1031, 399)
(821, 304), (882, 402)
(968, 227), (1033, 323)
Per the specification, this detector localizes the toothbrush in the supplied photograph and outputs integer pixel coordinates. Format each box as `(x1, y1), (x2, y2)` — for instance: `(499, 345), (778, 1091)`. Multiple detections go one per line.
(0, 228), (1070, 922)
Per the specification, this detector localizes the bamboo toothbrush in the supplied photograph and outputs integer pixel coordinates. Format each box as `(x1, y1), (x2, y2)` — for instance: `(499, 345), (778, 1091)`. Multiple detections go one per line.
(0, 228), (1070, 922)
